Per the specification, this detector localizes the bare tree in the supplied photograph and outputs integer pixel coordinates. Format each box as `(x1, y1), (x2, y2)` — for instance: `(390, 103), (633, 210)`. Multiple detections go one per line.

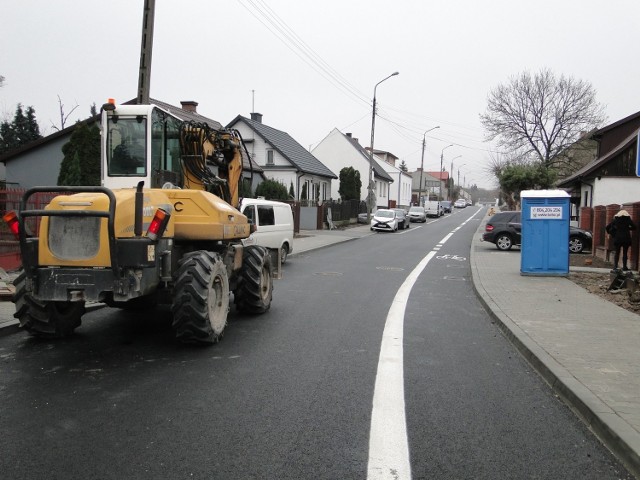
(0, 75), (5, 88)
(480, 69), (606, 170)
(51, 95), (80, 131)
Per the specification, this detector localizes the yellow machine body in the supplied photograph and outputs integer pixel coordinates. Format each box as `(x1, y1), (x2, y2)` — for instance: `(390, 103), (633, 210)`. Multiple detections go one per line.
(37, 188), (250, 267)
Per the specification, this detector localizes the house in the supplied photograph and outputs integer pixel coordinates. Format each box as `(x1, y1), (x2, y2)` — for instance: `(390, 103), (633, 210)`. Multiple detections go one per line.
(311, 129), (394, 208)
(423, 170), (450, 201)
(0, 99), (264, 190)
(227, 113), (337, 203)
(367, 149), (412, 209)
(410, 168), (442, 204)
(557, 110), (640, 222)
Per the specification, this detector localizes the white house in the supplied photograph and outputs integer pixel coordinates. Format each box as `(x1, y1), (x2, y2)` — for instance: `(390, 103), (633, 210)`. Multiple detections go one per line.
(228, 113), (336, 203)
(370, 149), (412, 209)
(558, 110), (640, 222)
(312, 129), (394, 208)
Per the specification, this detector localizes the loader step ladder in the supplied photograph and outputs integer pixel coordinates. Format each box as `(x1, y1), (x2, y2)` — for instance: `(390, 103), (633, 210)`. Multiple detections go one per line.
(608, 272), (628, 291)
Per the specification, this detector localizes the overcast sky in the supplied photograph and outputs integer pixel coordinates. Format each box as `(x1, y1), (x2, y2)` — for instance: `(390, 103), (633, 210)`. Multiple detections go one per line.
(2, 0), (639, 189)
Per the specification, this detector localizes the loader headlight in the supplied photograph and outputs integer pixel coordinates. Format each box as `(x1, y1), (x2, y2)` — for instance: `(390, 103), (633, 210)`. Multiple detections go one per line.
(146, 208), (171, 241)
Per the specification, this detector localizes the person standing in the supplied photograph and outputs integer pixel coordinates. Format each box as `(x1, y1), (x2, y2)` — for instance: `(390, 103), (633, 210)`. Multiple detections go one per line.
(606, 209), (636, 272)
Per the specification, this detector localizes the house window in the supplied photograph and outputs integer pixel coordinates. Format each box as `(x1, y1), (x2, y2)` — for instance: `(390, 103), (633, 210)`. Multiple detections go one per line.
(266, 149), (274, 165)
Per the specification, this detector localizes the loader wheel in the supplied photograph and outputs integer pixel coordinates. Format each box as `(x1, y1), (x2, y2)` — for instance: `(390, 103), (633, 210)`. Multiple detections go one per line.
(171, 251), (230, 344)
(234, 245), (273, 314)
(13, 270), (84, 338)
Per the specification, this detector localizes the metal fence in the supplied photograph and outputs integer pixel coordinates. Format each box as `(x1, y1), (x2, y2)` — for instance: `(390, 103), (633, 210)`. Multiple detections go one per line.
(0, 189), (62, 271)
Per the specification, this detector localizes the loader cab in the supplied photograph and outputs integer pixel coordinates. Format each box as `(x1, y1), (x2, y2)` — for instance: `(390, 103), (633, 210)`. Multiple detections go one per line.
(102, 103), (183, 190)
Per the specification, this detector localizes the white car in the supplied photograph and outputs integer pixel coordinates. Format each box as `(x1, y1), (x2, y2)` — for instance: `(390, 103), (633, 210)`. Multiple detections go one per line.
(370, 209), (398, 232)
(454, 199), (467, 208)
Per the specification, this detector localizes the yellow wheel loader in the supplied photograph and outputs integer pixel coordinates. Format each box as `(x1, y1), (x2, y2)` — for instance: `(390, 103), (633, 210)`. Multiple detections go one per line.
(7, 100), (273, 344)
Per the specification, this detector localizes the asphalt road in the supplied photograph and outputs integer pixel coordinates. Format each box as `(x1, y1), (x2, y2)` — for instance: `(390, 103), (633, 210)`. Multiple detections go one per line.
(0, 209), (633, 479)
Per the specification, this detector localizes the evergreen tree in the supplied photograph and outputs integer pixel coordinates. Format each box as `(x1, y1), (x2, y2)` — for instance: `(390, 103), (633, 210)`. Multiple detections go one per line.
(338, 166), (362, 200)
(58, 120), (100, 186)
(289, 181), (295, 198)
(399, 160), (408, 172)
(239, 179), (253, 198)
(254, 178), (289, 200)
(0, 104), (42, 154)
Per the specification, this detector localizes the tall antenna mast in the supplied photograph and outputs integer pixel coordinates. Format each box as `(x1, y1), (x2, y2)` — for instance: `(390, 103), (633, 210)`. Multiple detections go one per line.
(137, 0), (156, 104)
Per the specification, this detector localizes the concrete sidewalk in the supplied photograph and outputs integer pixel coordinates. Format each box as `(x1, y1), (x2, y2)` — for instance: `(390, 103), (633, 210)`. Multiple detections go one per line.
(471, 230), (640, 478)
(1, 221), (638, 476)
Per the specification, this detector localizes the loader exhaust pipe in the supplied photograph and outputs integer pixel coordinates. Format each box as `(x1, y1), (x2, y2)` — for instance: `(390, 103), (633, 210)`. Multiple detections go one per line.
(135, 181), (144, 237)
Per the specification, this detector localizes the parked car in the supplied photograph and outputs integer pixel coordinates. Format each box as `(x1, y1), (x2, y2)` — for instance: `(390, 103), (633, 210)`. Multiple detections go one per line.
(424, 200), (442, 218)
(407, 206), (427, 222)
(358, 211), (373, 224)
(370, 209), (398, 232)
(466, 199), (473, 206)
(440, 201), (452, 213)
(454, 199), (467, 208)
(393, 208), (410, 229)
(481, 211), (521, 250)
(568, 226), (593, 253)
(481, 211), (593, 253)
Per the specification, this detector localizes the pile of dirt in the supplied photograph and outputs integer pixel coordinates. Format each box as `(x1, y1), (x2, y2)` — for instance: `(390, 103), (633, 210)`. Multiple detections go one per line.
(568, 254), (640, 315)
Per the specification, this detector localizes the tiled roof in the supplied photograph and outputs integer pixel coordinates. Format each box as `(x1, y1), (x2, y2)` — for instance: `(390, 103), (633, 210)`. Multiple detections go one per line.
(427, 171), (449, 181)
(343, 133), (394, 183)
(147, 98), (223, 129)
(557, 128), (639, 187)
(229, 116), (337, 179)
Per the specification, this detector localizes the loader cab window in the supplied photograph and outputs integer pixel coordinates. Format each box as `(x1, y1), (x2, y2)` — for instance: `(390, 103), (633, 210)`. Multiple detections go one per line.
(150, 109), (182, 188)
(107, 116), (147, 176)
(242, 205), (256, 224)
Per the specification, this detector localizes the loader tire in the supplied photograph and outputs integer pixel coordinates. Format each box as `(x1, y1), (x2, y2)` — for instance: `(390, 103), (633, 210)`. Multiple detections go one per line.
(234, 245), (273, 314)
(171, 251), (229, 344)
(13, 270), (84, 338)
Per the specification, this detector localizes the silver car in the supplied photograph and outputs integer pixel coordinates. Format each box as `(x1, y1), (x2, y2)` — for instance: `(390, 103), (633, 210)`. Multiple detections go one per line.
(407, 206), (426, 222)
(393, 208), (410, 229)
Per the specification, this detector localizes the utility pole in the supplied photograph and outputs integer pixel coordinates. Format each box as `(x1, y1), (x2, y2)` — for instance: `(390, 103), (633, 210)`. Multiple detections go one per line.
(418, 126), (440, 206)
(137, 0), (156, 104)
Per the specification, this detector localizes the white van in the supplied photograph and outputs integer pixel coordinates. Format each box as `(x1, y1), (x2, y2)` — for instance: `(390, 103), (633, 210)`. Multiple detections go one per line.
(424, 200), (442, 218)
(239, 198), (294, 263)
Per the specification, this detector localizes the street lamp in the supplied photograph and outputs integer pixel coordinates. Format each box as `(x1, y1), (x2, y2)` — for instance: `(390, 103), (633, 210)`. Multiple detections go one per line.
(367, 71), (399, 222)
(449, 155), (462, 200)
(457, 163), (466, 199)
(418, 126), (440, 206)
(439, 144), (453, 200)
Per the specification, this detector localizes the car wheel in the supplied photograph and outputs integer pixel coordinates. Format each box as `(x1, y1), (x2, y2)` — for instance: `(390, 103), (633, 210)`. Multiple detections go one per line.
(495, 234), (513, 251)
(569, 236), (584, 254)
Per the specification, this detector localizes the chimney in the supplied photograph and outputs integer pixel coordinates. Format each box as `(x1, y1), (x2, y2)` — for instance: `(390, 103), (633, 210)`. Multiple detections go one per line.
(180, 101), (198, 113)
(346, 133), (352, 138)
(251, 112), (263, 123)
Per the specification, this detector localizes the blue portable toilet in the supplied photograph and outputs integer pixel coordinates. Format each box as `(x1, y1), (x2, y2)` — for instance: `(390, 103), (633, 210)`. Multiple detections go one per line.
(520, 190), (570, 276)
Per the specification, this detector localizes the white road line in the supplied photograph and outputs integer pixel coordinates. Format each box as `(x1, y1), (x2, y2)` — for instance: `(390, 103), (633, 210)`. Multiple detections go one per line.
(367, 207), (484, 480)
(367, 250), (436, 480)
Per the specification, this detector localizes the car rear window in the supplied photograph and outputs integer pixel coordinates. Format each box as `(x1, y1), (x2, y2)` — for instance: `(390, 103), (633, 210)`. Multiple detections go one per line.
(492, 212), (520, 223)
